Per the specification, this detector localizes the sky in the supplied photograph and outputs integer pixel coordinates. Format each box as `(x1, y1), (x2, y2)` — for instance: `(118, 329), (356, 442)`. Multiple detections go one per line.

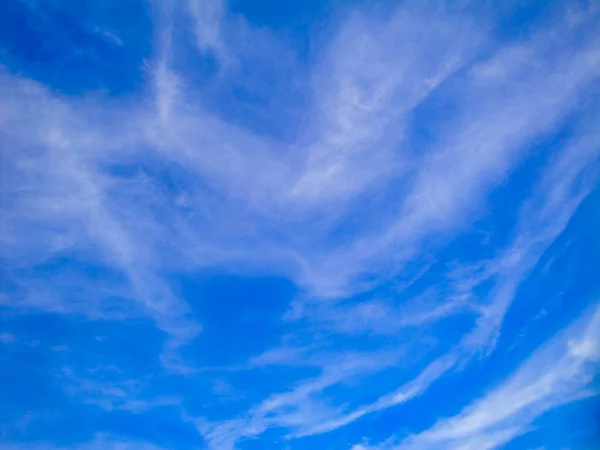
(0, 0), (599, 449)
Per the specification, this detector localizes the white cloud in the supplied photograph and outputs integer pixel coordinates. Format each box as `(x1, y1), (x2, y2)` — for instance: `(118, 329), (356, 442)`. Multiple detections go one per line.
(61, 365), (180, 414)
(1, 1), (599, 448)
(4, 1), (596, 313)
(291, 6), (484, 204)
(308, 18), (600, 298)
(385, 302), (600, 450)
(462, 123), (600, 352)
(290, 355), (458, 439)
(194, 108), (599, 448)
(199, 349), (405, 449)
(0, 71), (200, 368)
(188, 0), (228, 63)
(290, 118), (600, 439)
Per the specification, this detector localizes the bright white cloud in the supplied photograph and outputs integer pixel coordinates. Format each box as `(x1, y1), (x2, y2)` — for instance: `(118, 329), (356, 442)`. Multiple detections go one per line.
(380, 302), (600, 450)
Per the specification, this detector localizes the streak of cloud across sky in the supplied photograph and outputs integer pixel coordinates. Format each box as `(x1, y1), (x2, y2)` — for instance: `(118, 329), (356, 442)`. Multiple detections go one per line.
(1, 1), (599, 449)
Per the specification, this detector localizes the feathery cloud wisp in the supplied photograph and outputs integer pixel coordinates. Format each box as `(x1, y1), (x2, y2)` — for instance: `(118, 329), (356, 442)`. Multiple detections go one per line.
(1, 1), (599, 449)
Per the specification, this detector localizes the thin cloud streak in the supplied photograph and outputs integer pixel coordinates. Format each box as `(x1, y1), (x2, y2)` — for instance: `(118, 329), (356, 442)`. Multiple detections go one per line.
(288, 122), (600, 440)
(359, 301), (600, 450)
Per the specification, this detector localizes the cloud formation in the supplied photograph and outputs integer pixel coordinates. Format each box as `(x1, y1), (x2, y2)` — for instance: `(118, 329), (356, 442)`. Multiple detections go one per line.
(1, 0), (599, 449)
(354, 301), (600, 450)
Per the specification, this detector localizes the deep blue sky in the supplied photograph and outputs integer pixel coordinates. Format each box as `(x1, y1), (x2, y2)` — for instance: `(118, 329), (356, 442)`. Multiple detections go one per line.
(1, 1), (599, 449)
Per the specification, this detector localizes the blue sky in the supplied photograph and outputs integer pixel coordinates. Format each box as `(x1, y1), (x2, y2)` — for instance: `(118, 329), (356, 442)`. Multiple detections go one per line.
(1, 0), (599, 449)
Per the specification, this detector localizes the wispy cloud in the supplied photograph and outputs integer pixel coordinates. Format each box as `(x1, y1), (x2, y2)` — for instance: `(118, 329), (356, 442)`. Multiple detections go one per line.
(356, 301), (600, 450)
(61, 365), (180, 414)
(1, 0), (598, 449)
(199, 348), (405, 449)
(187, 0), (228, 63)
(187, 87), (600, 448)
